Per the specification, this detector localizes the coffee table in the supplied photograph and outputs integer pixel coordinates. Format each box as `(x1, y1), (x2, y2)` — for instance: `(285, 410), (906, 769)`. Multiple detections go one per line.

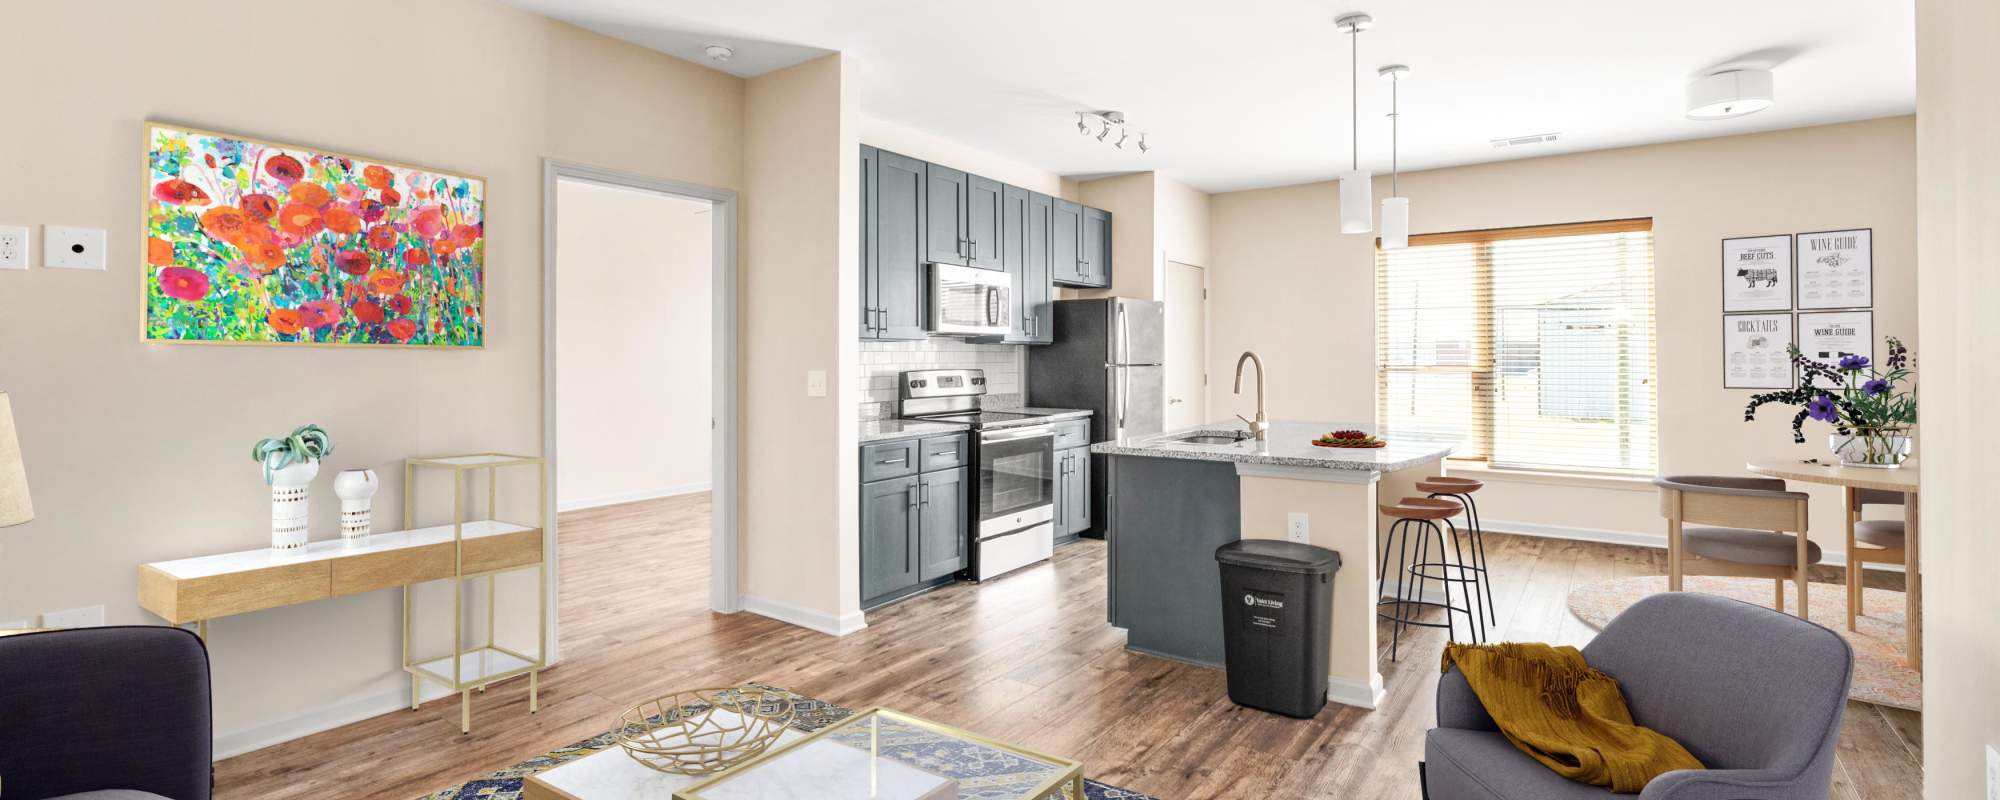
(523, 707), (1082, 800)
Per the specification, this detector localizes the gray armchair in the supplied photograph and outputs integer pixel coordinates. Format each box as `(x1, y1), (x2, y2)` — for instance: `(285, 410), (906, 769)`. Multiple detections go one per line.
(1422, 592), (1852, 799)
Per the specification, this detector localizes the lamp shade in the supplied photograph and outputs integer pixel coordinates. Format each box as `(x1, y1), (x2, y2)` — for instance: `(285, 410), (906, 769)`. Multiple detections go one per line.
(1379, 197), (1410, 250)
(0, 392), (31, 528)
(1339, 170), (1373, 234)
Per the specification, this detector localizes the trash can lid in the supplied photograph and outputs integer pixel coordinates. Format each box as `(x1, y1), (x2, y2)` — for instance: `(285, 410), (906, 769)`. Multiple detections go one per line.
(1215, 539), (1341, 574)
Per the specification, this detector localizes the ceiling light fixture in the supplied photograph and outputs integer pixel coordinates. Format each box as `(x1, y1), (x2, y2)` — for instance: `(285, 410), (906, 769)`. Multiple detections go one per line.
(703, 44), (735, 62)
(1097, 122), (1111, 142)
(1378, 64), (1411, 250)
(1073, 111), (1147, 154)
(1686, 68), (1774, 120)
(1077, 113), (1090, 135)
(1335, 12), (1374, 235)
(1138, 133), (1150, 154)
(1115, 127), (1129, 149)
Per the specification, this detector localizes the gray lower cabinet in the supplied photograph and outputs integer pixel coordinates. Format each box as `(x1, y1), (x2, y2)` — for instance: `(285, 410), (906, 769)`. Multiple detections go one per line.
(862, 433), (970, 608)
(1055, 446), (1092, 539)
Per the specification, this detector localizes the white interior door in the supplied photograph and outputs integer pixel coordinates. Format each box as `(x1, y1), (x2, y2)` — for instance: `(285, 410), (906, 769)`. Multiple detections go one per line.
(1164, 260), (1208, 429)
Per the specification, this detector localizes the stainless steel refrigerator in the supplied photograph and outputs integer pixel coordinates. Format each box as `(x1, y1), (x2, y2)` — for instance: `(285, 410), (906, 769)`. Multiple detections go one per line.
(1027, 297), (1165, 537)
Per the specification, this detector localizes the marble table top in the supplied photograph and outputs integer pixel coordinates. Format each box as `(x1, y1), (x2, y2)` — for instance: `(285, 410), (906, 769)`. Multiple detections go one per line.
(1091, 420), (1457, 473)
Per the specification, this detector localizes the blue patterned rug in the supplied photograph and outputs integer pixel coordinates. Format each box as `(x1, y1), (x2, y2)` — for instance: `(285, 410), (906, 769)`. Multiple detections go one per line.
(417, 682), (1158, 799)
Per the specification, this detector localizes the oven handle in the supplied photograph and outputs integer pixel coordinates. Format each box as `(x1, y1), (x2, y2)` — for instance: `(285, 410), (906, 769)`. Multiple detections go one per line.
(980, 426), (1055, 443)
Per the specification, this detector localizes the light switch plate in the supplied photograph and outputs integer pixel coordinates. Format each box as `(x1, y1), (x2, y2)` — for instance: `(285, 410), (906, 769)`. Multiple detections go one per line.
(806, 369), (828, 397)
(43, 225), (107, 270)
(0, 225), (28, 270)
(1287, 511), (1311, 544)
(41, 605), (105, 628)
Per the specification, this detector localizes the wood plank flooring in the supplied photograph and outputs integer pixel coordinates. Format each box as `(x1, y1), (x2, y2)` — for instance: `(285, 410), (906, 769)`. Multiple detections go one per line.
(213, 493), (1922, 799)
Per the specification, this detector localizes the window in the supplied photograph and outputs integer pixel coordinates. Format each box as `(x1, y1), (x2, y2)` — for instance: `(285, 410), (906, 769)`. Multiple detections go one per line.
(1376, 219), (1657, 475)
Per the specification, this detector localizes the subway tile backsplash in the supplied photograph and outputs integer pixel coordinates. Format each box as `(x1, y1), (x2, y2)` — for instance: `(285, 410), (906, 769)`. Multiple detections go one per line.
(858, 339), (1025, 420)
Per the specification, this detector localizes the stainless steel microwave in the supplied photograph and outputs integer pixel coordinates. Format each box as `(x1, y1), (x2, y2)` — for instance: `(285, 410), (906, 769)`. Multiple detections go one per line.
(928, 263), (1012, 337)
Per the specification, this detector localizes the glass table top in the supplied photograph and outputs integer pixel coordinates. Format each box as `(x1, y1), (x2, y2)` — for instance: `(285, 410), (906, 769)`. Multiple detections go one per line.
(675, 708), (1081, 800)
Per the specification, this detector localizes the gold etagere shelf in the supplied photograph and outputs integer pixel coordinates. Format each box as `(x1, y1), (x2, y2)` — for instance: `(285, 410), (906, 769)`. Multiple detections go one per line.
(402, 453), (547, 734)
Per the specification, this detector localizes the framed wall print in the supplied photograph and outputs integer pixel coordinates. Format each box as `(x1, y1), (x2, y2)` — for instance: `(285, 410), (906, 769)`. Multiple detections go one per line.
(1721, 234), (1794, 312)
(1795, 228), (1872, 310)
(1797, 310), (1874, 370)
(1723, 313), (1794, 389)
(144, 122), (485, 347)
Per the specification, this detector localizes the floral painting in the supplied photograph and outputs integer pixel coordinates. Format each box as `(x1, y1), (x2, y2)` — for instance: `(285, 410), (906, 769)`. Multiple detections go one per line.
(144, 123), (484, 346)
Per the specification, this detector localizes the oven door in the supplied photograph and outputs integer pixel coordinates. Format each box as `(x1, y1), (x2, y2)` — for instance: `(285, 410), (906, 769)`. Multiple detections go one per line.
(977, 424), (1055, 538)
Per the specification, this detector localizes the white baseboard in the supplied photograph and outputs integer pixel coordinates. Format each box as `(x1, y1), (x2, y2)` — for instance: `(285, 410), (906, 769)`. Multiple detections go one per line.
(557, 481), (710, 513)
(740, 594), (867, 637)
(1483, 518), (1904, 572)
(213, 681), (452, 760)
(1328, 672), (1386, 710)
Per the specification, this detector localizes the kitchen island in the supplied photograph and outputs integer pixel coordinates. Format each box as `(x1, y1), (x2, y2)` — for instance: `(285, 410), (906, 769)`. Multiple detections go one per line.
(1092, 420), (1456, 710)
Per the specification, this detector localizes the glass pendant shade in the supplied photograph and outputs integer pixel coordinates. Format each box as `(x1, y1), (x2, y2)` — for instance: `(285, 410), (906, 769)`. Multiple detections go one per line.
(1380, 196), (1410, 249)
(1339, 171), (1373, 234)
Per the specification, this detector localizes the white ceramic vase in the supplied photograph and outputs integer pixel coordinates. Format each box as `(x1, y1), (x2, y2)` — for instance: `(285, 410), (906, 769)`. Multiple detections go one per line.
(334, 468), (379, 544)
(268, 459), (319, 550)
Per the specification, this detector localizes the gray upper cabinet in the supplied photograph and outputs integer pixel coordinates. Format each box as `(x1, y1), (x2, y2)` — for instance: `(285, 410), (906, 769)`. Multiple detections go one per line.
(864, 147), (928, 340)
(860, 474), (920, 604)
(924, 163), (969, 265)
(996, 185), (1047, 345)
(1051, 199), (1085, 286)
(917, 467), (969, 581)
(966, 175), (1003, 271)
(1079, 206), (1112, 288)
(1024, 192), (1054, 344)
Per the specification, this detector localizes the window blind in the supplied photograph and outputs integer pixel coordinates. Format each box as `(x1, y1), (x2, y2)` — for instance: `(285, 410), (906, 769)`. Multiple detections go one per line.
(1376, 219), (1657, 475)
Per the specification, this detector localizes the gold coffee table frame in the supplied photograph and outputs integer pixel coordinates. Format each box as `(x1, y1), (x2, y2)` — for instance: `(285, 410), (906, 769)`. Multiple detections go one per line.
(674, 707), (1084, 800)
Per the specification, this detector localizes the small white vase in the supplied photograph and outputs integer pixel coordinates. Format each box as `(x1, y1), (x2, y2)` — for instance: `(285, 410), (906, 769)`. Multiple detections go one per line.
(1829, 428), (1913, 469)
(268, 458), (319, 550)
(333, 468), (379, 544)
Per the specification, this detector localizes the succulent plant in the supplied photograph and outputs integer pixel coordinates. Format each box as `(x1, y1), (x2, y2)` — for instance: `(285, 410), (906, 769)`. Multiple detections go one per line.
(252, 423), (334, 484)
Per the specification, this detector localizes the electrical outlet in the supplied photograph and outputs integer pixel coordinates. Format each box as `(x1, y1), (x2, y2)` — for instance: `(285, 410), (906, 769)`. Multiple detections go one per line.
(0, 225), (28, 270)
(1986, 743), (1999, 800)
(806, 369), (828, 397)
(43, 225), (107, 270)
(1287, 511), (1310, 544)
(40, 605), (105, 629)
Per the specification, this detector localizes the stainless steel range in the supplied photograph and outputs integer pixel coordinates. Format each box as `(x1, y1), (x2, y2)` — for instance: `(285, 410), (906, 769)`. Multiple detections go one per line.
(899, 369), (1058, 581)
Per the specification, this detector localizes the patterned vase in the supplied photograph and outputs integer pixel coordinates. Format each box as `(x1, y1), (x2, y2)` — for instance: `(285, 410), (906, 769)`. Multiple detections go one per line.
(268, 459), (319, 550)
(333, 468), (379, 545)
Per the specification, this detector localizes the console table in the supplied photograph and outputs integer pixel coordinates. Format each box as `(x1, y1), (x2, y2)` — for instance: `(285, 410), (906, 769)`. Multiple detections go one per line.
(138, 453), (547, 733)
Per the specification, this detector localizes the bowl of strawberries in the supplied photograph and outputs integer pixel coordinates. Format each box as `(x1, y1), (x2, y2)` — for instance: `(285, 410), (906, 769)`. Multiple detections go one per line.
(1311, 429), (1386, 449)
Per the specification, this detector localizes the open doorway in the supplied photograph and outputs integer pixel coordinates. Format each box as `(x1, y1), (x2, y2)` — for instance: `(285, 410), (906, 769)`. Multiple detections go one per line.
(540, 162), (737, 664)
(1164, 259), (1209, 430)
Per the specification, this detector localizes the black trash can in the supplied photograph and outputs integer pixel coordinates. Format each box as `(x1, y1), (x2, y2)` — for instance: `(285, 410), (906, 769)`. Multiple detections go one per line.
(1215, 539), (1342, 718)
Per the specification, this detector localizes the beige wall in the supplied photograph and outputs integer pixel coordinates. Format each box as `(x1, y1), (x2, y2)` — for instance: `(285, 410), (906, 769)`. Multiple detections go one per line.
(860, 114), (1068, 198)
(1155, 174), (1213, 271)
(1075, 173), (1157, 300)
(1208, 117), (1919, 558)
(555, 181), (712, 510)
(0, 0), (748, 752)
(1915, 0), (1999, 795)
(739, 54), (864, 629)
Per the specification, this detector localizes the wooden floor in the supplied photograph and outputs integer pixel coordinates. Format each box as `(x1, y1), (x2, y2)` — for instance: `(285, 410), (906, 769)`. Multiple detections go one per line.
(214, 492), (1922, 799)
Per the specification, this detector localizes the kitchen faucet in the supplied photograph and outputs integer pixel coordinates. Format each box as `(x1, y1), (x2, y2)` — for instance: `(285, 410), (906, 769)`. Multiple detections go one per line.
(1233, 351), (1268, 441)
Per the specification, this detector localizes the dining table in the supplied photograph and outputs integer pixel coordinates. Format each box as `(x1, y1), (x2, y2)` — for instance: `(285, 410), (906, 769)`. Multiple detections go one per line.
(1746, 459), (1920, 671)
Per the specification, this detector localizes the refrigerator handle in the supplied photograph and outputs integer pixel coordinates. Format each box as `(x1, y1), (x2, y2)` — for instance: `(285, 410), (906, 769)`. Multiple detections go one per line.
(1118, 366), (1128, 430)
(1116, 303), (1130, 365)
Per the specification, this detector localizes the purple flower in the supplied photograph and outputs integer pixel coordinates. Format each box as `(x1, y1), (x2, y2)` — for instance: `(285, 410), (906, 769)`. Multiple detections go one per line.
(1837, 353), (1871, 371)
(1807, 394), (1840, 423)
(1863, 378), (1890, 396)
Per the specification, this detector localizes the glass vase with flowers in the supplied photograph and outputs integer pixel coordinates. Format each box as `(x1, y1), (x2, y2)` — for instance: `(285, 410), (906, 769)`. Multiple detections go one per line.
(1745, 337), (1916, 468)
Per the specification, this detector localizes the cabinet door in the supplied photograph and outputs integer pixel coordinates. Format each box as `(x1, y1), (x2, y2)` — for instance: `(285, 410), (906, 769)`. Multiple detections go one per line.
(872, 150), (929, 340)
(860, 146), (878, 339)
(924, 163), (969, 265)
(1051, 450), (1071, 537)
(1081, 206), (1113, 288)
(998, 185), (1031, 343)
(1025, 192), (1054, 344)
(861, 476), (920, 603)
(1061, 447), (1092, 535)
(1050, 199), (1084, 285)
(966, 175), (1003, 271)
(918, 467), (969, 581)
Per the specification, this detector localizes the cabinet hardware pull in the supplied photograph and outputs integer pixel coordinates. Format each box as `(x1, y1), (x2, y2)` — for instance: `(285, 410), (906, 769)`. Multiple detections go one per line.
(880, 456), (907, 465)
(920, 483), (930, 505)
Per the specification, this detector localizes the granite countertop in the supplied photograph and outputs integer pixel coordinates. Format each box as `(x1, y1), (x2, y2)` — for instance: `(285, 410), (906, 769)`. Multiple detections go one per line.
(859, 419), (971, 443)
(1091, 420), (1457, 473)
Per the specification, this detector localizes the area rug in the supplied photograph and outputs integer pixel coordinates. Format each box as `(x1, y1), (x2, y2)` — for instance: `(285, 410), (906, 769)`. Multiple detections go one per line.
(1566, 576), (1919, 711)
(416, 682), (1159, 800)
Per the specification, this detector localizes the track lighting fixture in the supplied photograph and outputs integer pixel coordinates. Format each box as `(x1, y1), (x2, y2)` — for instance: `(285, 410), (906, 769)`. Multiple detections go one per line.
(1072, 111), (1149, 154)
(1137, 133), (1150, 153)
(1097, 122), (1111, 142)
(1115, 127), (1129, 149)
(1077, 113), (1089, 135)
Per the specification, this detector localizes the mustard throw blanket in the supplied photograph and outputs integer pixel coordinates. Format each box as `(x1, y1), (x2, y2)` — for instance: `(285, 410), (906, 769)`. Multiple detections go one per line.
(1441, 643), (1703, 794)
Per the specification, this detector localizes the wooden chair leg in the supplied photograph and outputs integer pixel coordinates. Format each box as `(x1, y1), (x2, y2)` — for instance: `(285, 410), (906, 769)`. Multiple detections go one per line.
(1667, 521), (1684, 592)
(1845, 488), (1860, 631)
(1797, 564), (1810, 621)
(1774, 579), (1784, 613)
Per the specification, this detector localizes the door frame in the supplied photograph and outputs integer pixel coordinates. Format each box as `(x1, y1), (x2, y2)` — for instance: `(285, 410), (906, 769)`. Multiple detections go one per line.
(1163, 256), (1210, 427)
(542, 159), (741, 663)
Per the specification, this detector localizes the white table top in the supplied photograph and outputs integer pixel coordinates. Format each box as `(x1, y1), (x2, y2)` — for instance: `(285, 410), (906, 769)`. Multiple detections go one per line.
(146, 520), (535, 579)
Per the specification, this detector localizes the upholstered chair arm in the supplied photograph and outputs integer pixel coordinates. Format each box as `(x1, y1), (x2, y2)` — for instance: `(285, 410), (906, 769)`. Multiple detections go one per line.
(1434, 667), (1499, 732)
(1640, 768), (1813, 800)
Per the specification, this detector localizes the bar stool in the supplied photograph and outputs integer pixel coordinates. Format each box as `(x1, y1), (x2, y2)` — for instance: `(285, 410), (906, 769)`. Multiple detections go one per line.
(1418, 476), (1496, 627)
(1377, 496), (1483, 661)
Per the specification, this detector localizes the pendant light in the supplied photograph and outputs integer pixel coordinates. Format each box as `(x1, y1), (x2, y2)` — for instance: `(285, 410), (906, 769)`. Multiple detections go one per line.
(1378, 64), (1410, 250)
(1336, 13), (1373, 234)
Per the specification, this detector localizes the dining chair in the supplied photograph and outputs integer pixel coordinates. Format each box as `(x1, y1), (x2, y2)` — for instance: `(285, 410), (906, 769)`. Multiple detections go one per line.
(1845, 488), (1906, 631)
(1654, 475), (1817, 619)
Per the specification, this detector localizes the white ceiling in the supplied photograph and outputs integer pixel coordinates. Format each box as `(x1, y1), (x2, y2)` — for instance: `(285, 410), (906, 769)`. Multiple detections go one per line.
(510, 0), (1915, 193)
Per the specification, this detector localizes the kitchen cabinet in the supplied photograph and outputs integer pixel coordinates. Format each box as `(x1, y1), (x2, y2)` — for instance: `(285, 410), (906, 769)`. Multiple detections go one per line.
(1079, 206), (1112, 288)
(924, 163), (969, 266)
(862, 147), (928, 340)
(861, 433), (970, 608)
(1055, 446), (1092, 540)
(917, 467), (969, 581)
(1050, 198), (1084, 286)
(997, 186), (1054, 345)
(966, 175), (1003, 270)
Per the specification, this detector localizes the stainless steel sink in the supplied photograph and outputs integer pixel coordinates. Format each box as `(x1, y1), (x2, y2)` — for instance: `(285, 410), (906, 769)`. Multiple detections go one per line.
(1166, 431), (1252, 445)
